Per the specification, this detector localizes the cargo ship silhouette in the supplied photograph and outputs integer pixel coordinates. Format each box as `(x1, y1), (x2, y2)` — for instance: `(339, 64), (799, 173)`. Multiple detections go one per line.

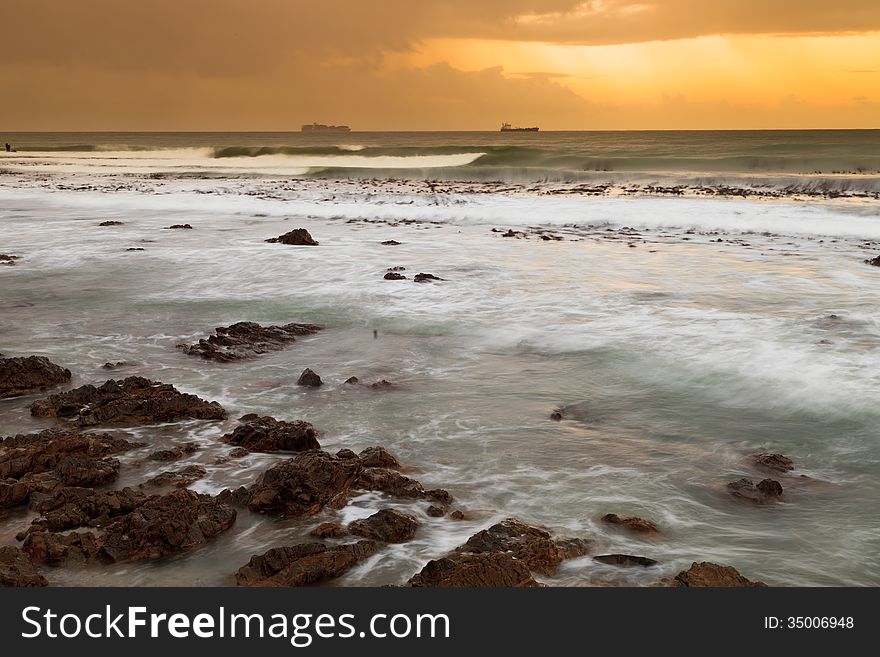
(500, 122), (539, 132)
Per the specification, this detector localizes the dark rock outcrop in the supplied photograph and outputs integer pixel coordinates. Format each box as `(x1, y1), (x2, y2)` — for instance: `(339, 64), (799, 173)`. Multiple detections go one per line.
(139, 465), (207, 490)
(357, 446), (402, 470)
(601, 513), (660, 535)
(355, 468), (450, 504)
(311, 522), (348, 539)
(23, 488), (236, 565)
(865, 255), (880, 267)
(165, 224), (192, 229)
(246, 451), (361, 518)
(24, 486), (147, 534)
(0, 546), (48, 587)
(413, 273), (444, 283)
(221, 415), (320, 453)
(266, 228), (319, 246)
(101, 361), (132, 371)
(348, 509), (418, 543)
(752, 453), (794, 474)
(655, 561), (766, 587)
(0, 355), (71, 399)
(727, 478), (784, 505)
(296, 368), (323, 387)
(384, 272), (406, 280)
(0, 254), (20, 265)
(30, 376), (226, 426)
(178, 321), (322, 362)
(594, 554), (658, 568)
(98, 220), (124, 227)
(146, 443), (199, 462)
(235, 541), (377, 587)
(408, 518), (592, 587)
(380, 240), (402, 246)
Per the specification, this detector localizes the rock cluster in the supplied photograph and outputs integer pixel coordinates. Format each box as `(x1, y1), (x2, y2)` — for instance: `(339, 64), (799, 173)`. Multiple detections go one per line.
(0, 355), (71, 399)
(178, 321), (321, 362)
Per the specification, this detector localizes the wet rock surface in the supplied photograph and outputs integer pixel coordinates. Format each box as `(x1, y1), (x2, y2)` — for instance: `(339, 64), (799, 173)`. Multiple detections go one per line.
(0, 254), (21, 265)
(311, 522), (348, 539)
(601, 513), (660, 535)
(865, 255), (880, 267)
(221, 415), (320, 453)
(98, 220), (124, 227)
(728, 478), (784, 504)
(296, 368), (323, 387)
(348, 509), (418, 543)
(178, 321), (322, 362)
(0, 355), (71, 399)
(380, 240), (402, 246)
(655, 561), (767, 587)
(165, 224), (192, 229)
(24, 486), (147, 535)
(30, 376), (227, 426)
(139, 465), (207, 490)
(23, 488), (236, 566)
(594, 554), (658, 568)
(408, 518), (591, 587)
(235, 541), (378, 587)
(1, 428), (139, 508)
(265, 228), (319, 246)
(354, 468), (450, 504)
(0, 545), (48, 587)
(384, 271), (406, 280)
(413, 273), (444, 282)
(752, 453), (795, 474)
(146, 443), (199, 461)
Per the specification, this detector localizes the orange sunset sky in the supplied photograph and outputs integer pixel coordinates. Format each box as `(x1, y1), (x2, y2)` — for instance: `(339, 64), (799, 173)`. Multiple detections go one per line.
(1, 0), (878, 130)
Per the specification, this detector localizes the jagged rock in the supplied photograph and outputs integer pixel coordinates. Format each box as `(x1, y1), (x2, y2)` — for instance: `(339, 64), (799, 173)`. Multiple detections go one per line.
(165, 224), (192, 229)
(865, 255), (880, 267)
(427, 505), (446, 517)
(380, 240), (402, 246)
(409, 553), (539, 587)
(30, 376), (226, 426)
(752, 453), (794, 474)
(449, 510), (467, 521)
(550, 409), (563, 421)
(655, 561), (766, 587)
(728, 478), (784, 504)
(178, 321), (321, 362)
(146, 443), (199, 461)
(335, 448), (358, 460)
(355, 468), (450, 504)
(384, 272), (407, 280)
(311, 522), (348, 539)
(23, 489), (236, 565)
(101, 361), (132, 371)
(228, 447), (249, 458)
(247, 451), (361, 518)
(221, 415), (320, 453)
(296, 368), (323, 387)
(0, 546), (48, 587)
(24, 486), (147, 534)
(0, 428), (137, 508)
(139, 465), (207, 489)
(348, 509), (418, 543)
(235, 541), (377, 587)
(343, 377), (359, 385)
(601, 513), (660, 535)
(98, 220), (124, 227)
(414, 273), (444, 282)
(358, 446), (402, 470)
(0, 355), (71, 399)
(0, 254), (20, 265)
(126, 248), (144, 252)
(265, 228), (319, 246)
(594, 554), (658, 568)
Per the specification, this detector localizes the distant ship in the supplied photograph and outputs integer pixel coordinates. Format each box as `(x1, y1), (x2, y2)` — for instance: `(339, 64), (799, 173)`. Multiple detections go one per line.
(302, 123), (351, 133)
(500, 122), (539, 132)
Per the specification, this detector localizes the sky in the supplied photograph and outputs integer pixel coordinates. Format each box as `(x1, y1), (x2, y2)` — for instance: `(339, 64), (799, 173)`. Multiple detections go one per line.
(1, 0), (878, 130)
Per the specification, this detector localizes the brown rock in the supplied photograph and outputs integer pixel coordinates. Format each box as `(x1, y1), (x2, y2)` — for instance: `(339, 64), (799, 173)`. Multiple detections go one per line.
(550, 409), (563, 421)
(358, 446), (402, 470)
(221, 415), (320, 453)
(427, 505), (446, 517)
(0, 355), (71, 399)
(355, 467), (450, 504)
(413, 273), (444, 283)
(178, 321), (322, 362)
(98, 220), (124, 226)
(265, 228), (319, 246)
(101, 361), (132, 371)
(449, 510), (466, 521)
(752, 453), (795, 474)
(139, 465), (207, 490)
(656, 561), (766, 587)
(594, 554), (658, 568)
(343, 377), (359, 385)
(146, 443), (199, 461)
(296, 368), (323, 387)
(235, 541), (377, 587)
(348, 509), (418, 543)
(384, 272), (407, 280)
(228, 447), (250, 459)
(409, 553), (539, 588)
(30, 376), (226, 426)
(728, 478), (784, 504)
(0, 546), (49, 587)
(601, 513), (660, 535)
(26, 486), (147, 534)
(246, 451), (361, 518)
(311, 522), (348, 539)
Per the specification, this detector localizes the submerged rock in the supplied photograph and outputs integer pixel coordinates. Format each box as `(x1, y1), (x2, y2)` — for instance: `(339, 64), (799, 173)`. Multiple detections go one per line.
(235, 541), (378, 587)
(0, 355), (71, 399)
(221, 415), (320, 453)
(101, 361), (132, 371)
(0, 254), (20, 266)
(0, 546), (48, 587)
(23, 488), (236, 565)
(146, 443), (199, 462)
(178, 321), (322, 362)
(265, 228), (319, 246)
(655, 561), (766, 587)
(408, 518), (592, 587)
(728, 478), (784, 505)
(98, 220), (124, 227)
(165, 224), (192, 230)
(139, 465), (207, 490)
(30, 376), (226, 426)
(594, 554), (658, 568)
(413, 273), (444, 283)
(384, 271), (407, 280)
(296, 368), (323, 387)
(311, 522), (348, 539)
(601, 513), (660, 535)
(355, 468), (450, 504)
(348, 509), (418, 543)
(865, 255), (880, 267)
(380, 240), (402, 246)
(752, 453), (795, 474)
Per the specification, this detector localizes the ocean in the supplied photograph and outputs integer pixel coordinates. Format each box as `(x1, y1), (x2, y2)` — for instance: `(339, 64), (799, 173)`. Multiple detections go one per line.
(1, 131), (879, 586)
